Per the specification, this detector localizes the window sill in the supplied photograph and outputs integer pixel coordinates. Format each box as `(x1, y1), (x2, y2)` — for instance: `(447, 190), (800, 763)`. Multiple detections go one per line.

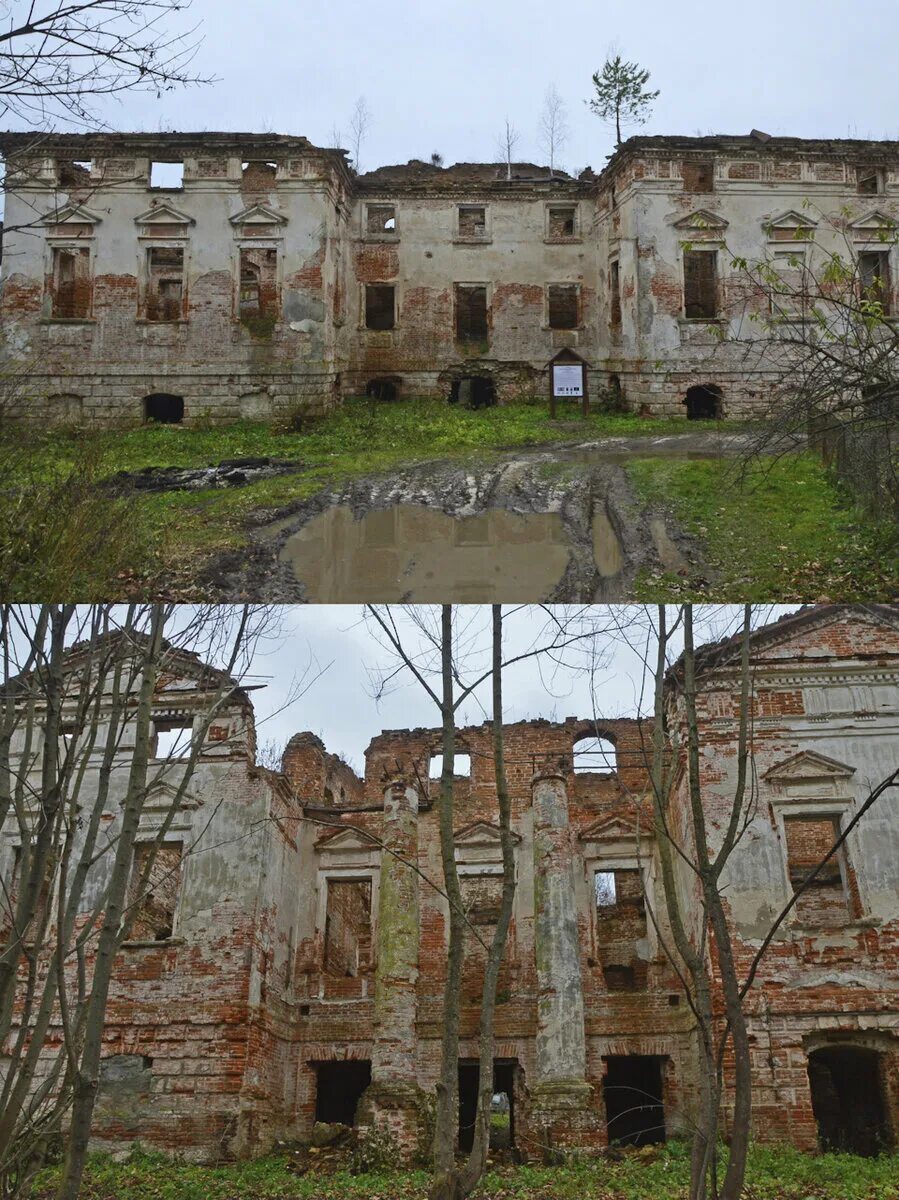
(41, 317), (95, 325)
(678, 316), (724, 324)
(791, 918), (879, 934)
(135, 318), (189, 326)
(453, 236), (492, 245)
(542, 324), (585, 333)
(544, 237), (583, 245)
(122, 937), (185, 949)
(147, 186), (185, 193)
(362, 233), (400, 243)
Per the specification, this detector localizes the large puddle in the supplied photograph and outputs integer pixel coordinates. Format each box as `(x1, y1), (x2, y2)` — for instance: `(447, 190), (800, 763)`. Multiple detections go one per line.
(278, 503), (623, 601)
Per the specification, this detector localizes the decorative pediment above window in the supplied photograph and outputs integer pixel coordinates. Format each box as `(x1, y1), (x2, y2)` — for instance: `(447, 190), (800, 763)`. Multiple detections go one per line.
(143, 781), (202, 814)
(764, 750), (856, 784)
(42, 202), (102, 226)
(672, 208), (729, 234)
(765, 210), (817, 238)
(847, 210), (897, 239)
(229, 203), (288, 228)
(579, 814), (652, 857)
(454, 821), (520, 872)
(314, 825), (376, 853)
(133, 202), (195, 227)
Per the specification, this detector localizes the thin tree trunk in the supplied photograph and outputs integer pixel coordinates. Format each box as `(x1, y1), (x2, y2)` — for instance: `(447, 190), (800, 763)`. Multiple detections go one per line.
(57, 608), (166, 1200)
(430, 606), (464, 1200)
(458, 606), (516, 1196)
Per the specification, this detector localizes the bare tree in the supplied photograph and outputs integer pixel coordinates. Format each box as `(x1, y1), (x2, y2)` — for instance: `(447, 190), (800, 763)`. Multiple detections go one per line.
(0, 0), (210, 127)
(496, 117), (519, 181)
(587, 53), (659, 146)
(0, 604), (285, 1199)
(348, 96), (371, 173)
(538, 85), (568, 174)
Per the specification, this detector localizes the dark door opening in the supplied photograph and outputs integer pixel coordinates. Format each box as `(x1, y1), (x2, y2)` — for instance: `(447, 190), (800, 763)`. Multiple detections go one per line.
(684, 384), (722, 420)
(365, 377), (400, 402)
(603, 1055), (666, 1147)
(808, 1046), (890, 1156)
(144, 393), (184, 424)
(458, 1060), (516, 1152)
(313, 1059), (371, 1126)
(449, 376), (496, 409)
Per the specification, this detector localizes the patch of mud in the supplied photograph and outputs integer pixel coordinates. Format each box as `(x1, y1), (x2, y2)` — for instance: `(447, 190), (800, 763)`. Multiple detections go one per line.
(105, 457), (303, 494)
(198, 432), (738, 602)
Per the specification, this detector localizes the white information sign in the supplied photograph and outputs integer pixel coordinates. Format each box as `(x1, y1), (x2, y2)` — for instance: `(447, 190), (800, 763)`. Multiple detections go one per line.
(552, 363), (584, 397)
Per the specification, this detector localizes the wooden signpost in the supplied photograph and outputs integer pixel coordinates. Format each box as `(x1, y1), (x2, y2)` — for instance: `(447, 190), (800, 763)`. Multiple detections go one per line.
(548, 348), (589, 418)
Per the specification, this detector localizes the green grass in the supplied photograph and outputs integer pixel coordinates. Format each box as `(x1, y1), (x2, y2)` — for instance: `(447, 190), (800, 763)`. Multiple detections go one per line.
(626, 453), (898, 601)
(31, 1142), (899, 1200)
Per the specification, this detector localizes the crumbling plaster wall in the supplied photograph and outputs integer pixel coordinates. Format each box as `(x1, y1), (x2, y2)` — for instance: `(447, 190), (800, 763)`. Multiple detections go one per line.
(0, 137), (352, 423)
(596, 145), (899, 415)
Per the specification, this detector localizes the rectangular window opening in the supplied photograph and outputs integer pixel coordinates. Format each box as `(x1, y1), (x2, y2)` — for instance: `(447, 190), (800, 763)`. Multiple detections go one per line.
(683, 249), (718, 318)
(455, 284), (488, 342)
(859, 251), (892, 315)
(149, 161), (184, 189)
(682, 160), (714, 193)
(365, 283), (396, 330)
(610, 260), (622, 329)
(152, 720), (193, 759)
(366, 204), (397, 235)
(458, 206), (487, 239)
(239, 247), (278, 320)
(146, 246), (184, 321)
(51, 246), (91, 318)
(856, 166), (881, 195)
(57, 160), (91, 187)
(127, 842), (183, 941)
(429, 753), (471, 779)
(784, 816), (855, 926)
(547, 283), (579, 329)
(323, 878), (372, 977)
(548, 206), (577, 238)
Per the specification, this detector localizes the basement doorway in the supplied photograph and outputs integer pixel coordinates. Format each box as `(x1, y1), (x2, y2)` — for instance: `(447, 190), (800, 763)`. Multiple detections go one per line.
(458, 1060), (516, 1152)
(449, 376), (496, 409)
(808, 1046), (891, 1156)
(313, 1060), (371, 1126)
(684, 384), (722, 420)
(603, 1055), (666, 1146)
(144, 393), (184, 424)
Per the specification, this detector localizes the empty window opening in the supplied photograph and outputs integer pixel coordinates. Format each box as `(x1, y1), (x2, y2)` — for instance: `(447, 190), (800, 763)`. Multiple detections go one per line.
(859, 251), (892, 315)
(603, 1056), (666, 1147)
(239, 247), (278, 320)
(682, 160), (714, 193)
(51, 247), (91, 318)
(808, 1046), (890, 1156)
(145, 246), (184, 321)
(366, 204), (397, 235)
(365, 377), (400, 402)
(784, 815), (856, 926)
(149, 161), (184, 189)
(143, 394), (184, 424)
(448, 375), (495, 408)
(429, 753), (471, 778)
(548, 284), (579, 330)
(455, 285), (489, 342)
(314, 1060), (371, 1126)
(609, 260), (622, 329)
(573, 735), (617, 774)
(57, 160), (91, 188)
(365, 284), (395, 331)
(152, 719), (193, 758)
(323, 878), (372, 976)
(683, 249), (718, 318)
(458, 206), (487, 238)
(856, 166), (882, 196)
(458, 1061), (516, 1152)
(241, 161), (277, 189)
(595, 867), (648, 993)
(548, 206), (577, 238)
(684, 384), (722, 420)
(127, 842), (183, 941)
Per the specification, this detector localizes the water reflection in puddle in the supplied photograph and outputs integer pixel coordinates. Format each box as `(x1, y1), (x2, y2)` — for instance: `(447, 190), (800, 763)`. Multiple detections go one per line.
(279, 504), (577, 601)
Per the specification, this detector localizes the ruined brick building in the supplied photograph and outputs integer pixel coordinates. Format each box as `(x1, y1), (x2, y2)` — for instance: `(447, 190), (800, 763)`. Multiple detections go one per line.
(0, 130), (897, 421)
(3, 605), (897, 1161)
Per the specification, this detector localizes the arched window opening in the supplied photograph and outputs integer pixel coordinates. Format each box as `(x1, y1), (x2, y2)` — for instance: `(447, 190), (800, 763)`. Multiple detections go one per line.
(573, 735), (617, 775)
(684, 383), (722, 420)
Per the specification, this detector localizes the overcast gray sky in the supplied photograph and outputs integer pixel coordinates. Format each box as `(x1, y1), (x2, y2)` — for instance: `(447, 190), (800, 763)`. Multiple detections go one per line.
(69, 0), (899, 174)
(250, 605), (795, 773)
